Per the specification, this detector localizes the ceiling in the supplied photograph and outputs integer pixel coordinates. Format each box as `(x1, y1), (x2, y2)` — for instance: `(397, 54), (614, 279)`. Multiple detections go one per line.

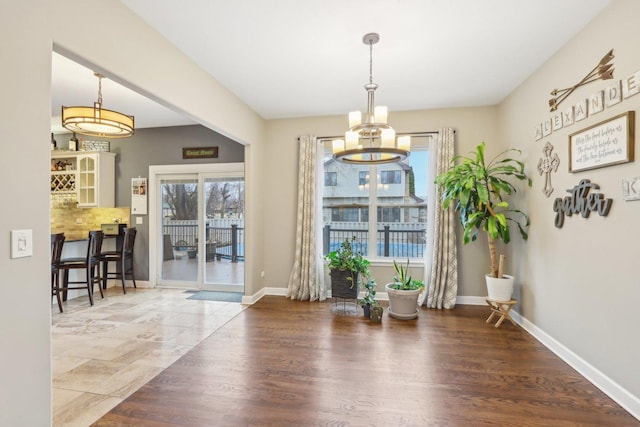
(51, 0), (611, 134)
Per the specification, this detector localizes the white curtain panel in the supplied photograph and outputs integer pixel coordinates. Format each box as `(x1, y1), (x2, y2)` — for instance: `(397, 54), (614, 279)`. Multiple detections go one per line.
(286, 135), (326, 301)
(423, 128), (458, 309)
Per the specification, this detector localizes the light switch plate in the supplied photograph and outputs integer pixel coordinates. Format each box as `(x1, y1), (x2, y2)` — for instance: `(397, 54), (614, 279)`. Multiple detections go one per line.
(11, 229), (33, 258)
(136, 216), (143, 225)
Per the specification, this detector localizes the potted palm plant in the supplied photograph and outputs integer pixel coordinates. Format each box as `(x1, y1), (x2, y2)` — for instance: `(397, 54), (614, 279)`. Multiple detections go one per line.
(325, 237), (370, 299)
(435, 142), (531, 301)
(385, 259), (424, 320)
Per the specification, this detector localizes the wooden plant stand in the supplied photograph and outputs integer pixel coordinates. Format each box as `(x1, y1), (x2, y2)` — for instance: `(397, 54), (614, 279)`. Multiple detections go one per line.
(485, 298), (518, 328)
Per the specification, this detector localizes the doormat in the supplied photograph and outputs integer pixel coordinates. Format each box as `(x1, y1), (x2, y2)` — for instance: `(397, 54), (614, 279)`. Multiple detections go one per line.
(185, 291), (243, 303)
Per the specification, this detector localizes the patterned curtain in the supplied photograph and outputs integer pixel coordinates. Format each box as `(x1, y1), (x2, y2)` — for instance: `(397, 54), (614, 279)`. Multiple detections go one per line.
(424, 128), (458, 309)
(287, 135), (326, 301)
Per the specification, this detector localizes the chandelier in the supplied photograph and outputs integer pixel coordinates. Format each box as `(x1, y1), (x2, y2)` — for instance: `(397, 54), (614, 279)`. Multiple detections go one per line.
(332, 33), (410, 164)
(62, 72), (134, 138)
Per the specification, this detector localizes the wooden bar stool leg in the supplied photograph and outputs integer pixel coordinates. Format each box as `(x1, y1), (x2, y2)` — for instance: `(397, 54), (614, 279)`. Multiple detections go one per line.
(52, 271), (63, 313)
(120, 257), (127, 294)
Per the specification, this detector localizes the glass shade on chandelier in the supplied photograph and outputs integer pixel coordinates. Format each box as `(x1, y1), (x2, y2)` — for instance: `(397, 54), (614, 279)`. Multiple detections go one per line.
(332, 33), (410, 164)
(62, 73), (134, 138)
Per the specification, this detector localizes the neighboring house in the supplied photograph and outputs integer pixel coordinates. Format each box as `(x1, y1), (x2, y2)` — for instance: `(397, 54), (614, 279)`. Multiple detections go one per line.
(323, 158), (426, 224)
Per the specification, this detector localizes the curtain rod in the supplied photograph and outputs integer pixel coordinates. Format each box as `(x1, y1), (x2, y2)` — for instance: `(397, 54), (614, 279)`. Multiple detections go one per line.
(299, 130), (451, 143)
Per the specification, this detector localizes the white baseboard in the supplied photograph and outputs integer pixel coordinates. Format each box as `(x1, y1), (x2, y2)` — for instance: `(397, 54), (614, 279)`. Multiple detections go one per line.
(511, 310), (640, 421)
(456, 295), (487, 305)
(242, 286), (287, 305)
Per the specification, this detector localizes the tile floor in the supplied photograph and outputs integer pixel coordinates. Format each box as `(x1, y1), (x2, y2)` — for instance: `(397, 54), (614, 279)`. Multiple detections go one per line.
(51, 287), (246, 427)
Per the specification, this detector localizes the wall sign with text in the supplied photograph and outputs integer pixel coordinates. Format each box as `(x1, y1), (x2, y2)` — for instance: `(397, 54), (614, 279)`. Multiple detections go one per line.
(183, 147), (219, 159)
(568, 111), (634, 172)
(553, 179), (612, 228)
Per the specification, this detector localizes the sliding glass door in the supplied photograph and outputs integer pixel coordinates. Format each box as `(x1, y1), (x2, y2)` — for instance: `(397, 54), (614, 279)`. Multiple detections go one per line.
(153, 164), (244, 293)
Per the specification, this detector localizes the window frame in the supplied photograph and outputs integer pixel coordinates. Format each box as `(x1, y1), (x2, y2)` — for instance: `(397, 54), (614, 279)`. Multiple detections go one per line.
(320, 134), (432, 263)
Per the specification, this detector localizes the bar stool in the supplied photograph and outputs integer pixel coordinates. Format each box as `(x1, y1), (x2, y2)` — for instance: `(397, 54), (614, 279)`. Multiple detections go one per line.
(58, 230), (104, 306)
(100, 227), (137, 294)
(51, 233), (66, 313)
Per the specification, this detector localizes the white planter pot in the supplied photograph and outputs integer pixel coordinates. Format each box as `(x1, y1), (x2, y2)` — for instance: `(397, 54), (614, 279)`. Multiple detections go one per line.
(385, 283), (421, 320)
(485, 274), (514, 302)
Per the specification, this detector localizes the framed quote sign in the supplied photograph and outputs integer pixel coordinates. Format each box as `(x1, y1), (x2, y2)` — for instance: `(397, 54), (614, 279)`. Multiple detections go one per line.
(569, 111), (635, 172)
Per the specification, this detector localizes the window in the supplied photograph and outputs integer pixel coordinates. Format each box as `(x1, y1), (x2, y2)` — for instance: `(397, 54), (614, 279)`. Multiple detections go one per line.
(331, 207), (364, 222)
(359, 171), (369, 186)
(324, 172), (337, 186)
(381, 170), (401, 184)
(321, 135), (431, 259)
(378, 207), (401, 222)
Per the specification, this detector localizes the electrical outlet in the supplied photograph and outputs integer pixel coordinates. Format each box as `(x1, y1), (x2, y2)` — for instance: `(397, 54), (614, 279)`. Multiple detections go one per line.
(76, 218), (83, 224)
(260, 271), (265, 277)
(136, 216), (143, 225)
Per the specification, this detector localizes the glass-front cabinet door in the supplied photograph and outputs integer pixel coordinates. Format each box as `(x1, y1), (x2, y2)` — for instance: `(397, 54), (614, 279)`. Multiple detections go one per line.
(77, 154), (97, 206)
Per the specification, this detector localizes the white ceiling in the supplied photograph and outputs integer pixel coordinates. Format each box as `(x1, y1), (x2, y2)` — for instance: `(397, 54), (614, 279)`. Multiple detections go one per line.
(51, 0), (611, 133)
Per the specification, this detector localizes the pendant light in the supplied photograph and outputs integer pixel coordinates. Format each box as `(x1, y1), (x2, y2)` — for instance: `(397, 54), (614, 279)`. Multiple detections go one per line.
(332, 33), (410, 164)
(62, 72), (134, 138)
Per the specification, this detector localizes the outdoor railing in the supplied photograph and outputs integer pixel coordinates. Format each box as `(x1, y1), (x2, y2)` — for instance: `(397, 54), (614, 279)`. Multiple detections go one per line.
(163, 220), (244, 262)
(323, 225), (426, 258)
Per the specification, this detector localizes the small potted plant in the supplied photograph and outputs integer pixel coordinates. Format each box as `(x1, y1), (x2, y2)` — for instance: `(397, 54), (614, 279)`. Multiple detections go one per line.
(435, 142), (531, 301)
(385, 259), (424, 320)
(358, 278), (377, 318)
(324, 237), (370, 299)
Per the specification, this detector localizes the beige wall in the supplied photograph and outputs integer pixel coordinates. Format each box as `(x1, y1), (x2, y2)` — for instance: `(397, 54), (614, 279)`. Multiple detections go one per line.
(0, 1), (266, 425)
(263, 106), (500, 297)
(0, 2), (52, 426)
(499, 0), (640, 402)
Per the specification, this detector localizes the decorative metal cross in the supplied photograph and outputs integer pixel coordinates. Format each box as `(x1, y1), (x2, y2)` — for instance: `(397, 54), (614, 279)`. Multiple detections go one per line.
(537, 142), (560, 197)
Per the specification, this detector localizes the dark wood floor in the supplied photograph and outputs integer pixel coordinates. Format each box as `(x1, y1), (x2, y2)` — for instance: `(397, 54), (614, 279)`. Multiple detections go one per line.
(94, 297), (638, 426)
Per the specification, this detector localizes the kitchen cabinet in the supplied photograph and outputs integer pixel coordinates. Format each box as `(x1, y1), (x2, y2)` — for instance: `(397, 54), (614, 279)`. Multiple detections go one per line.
(51, 151), (116, 207)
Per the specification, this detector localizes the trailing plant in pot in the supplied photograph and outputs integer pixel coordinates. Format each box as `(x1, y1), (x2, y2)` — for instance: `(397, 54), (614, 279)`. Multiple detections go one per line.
(358, 278), (378, 318)
(325, 237), (370, 299)
(435, 142), (531, 301)
(385, 259), (425, 320)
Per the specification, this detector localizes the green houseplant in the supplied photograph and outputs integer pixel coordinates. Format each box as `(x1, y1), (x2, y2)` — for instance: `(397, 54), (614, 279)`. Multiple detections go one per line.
(325, 237), (370, 299)
(435, 142), (531, 300)
(385, 259), (425, 320)
(358, 278), (378, 318)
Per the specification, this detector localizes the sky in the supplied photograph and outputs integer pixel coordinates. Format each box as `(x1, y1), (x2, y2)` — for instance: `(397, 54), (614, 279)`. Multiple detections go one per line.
(410, 150), (429, 199)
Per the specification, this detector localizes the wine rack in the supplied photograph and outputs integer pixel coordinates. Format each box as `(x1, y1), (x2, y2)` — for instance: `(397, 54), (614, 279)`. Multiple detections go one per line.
(51, 171), (76, 193)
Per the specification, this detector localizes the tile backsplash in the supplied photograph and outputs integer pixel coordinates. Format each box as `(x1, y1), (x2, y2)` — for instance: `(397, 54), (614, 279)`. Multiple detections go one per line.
(51, 204), (131, 240)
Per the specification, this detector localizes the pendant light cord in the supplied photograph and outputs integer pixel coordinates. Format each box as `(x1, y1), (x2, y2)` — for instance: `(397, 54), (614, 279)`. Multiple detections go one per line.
(94, 72), (104, 105)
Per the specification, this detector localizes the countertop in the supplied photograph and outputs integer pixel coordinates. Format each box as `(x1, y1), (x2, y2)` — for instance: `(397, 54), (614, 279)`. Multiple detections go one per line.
(61, 234), (118, 243)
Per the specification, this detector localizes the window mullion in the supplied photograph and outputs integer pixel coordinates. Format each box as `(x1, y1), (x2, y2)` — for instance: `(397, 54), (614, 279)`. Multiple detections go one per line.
(368, 164), (377, 258)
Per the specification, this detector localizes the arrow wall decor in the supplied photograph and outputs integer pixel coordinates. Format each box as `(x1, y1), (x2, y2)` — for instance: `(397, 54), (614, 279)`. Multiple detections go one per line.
(549, 49), (615, 112)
